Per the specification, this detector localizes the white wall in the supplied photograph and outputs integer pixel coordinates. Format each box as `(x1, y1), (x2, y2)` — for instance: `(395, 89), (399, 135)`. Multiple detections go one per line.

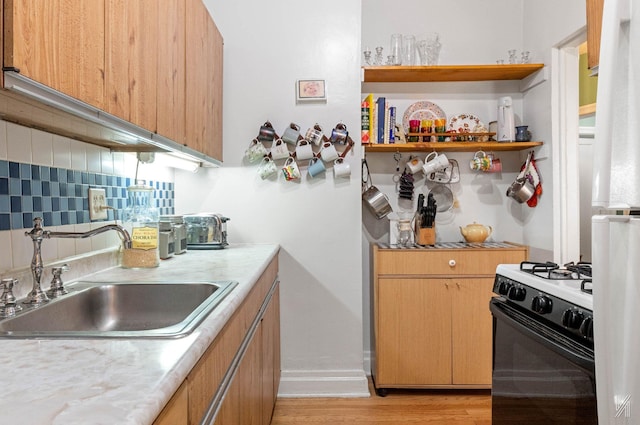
(175, 0), (588, 395)
(176, 0), (368, 397)
(522, 0), (586, 260)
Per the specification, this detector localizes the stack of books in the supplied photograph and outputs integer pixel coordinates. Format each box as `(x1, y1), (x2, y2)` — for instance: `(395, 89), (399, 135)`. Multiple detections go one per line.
(361, 94), (399, 144)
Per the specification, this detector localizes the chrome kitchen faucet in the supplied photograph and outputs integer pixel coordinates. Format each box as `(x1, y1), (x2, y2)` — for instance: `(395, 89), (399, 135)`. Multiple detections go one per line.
(24, 217), (132, 306)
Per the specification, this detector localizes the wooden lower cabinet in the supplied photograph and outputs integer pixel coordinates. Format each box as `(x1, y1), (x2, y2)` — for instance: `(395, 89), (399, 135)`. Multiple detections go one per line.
(153, 257), (280, 425)
(372, 244), (527, 393)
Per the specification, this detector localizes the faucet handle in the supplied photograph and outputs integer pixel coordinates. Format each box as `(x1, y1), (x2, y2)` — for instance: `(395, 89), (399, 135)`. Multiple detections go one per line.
(47, 264), (69, 298)
(0, 278), (22, 318)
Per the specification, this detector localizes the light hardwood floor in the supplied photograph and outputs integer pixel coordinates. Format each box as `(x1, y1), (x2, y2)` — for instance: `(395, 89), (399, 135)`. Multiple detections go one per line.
(271, 378), (491, 425)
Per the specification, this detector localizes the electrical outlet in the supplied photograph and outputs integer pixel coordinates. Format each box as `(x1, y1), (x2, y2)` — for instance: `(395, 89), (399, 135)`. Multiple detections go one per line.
(89, 188), (108, 220)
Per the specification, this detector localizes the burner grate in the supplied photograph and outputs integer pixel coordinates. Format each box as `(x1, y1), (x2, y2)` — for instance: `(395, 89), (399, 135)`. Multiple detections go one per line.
(520, 261), (559, 274)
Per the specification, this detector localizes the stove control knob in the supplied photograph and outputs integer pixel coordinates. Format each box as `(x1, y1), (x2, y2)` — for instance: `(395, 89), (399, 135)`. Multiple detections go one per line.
(562, 309), (584, 329)
(507, 285), (527, 301)
(498, 279), (513, 296)
(531, 295), (553, 314)
(580, 316), (594, 340)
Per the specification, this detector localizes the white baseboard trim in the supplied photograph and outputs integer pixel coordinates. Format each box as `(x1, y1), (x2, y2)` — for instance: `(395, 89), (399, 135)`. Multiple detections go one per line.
(278, 369), (371, 398)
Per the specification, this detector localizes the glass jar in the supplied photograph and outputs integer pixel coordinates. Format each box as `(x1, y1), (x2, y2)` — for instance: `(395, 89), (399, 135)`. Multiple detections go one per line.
(120, 181), (160, 268)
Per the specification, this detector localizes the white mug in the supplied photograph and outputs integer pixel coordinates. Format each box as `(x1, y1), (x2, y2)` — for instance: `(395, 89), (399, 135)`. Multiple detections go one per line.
(257, 156), (277, 179)
(422, 151), (449, 175)
(407, 156), (424, 174)
(295, 140), (314, 160)
(282, 157), (301, 181)
(270, 138), (290, 160)
(333, 158), (351, 178)
(320, 141), (339, 162)
(244, 139), (268, 163)
(305, 126), (324, 146)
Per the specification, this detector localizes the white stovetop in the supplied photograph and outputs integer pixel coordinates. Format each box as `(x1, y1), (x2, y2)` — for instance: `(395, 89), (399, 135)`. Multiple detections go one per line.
(496, 263), (593, 310)
(0, 244), (279, 425)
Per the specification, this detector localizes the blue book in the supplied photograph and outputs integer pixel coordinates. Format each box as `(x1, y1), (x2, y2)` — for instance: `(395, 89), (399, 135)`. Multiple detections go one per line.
(388, 106), (396, 143)
(376, 97), (386, 144)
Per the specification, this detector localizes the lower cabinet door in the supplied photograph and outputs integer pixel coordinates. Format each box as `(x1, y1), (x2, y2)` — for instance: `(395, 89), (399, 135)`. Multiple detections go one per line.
(451, 278), (494, 385)
(376, 278), (452, 386)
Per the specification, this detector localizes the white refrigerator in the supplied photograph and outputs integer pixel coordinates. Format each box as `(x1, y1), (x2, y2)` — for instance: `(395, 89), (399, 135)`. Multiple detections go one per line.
(592, 0), (640, 423)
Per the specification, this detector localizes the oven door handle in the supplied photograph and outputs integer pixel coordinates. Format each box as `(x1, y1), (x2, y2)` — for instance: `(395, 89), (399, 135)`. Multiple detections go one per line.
(490, 299), (594, 371)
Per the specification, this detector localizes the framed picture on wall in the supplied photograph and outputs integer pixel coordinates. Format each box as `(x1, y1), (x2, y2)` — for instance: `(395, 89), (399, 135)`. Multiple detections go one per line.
(296, 79), (327, 103)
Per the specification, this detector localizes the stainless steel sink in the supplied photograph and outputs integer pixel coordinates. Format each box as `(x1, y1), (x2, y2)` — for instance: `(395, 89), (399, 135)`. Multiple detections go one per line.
(0, 280), (237, 339)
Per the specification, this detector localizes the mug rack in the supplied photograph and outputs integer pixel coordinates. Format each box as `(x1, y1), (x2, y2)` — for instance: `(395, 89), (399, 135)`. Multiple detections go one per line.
(245, 121), (356, 181)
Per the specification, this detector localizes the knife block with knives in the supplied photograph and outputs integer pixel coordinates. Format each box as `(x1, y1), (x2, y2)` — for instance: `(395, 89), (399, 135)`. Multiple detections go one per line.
(415, 193), (437, 245)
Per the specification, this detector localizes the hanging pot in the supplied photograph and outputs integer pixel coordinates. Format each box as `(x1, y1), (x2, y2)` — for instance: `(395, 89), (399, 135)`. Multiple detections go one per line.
(506, 151), (535, 203)
(362, 159), (392, 219)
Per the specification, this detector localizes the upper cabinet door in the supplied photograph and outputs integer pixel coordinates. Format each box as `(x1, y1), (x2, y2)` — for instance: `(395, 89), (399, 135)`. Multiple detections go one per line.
(105, 0), (158, 132)
(586, 0), (604, 70)
(156, 0), (186, 145)
(4, 0), (106, 109)
(185, 0), (223, 161)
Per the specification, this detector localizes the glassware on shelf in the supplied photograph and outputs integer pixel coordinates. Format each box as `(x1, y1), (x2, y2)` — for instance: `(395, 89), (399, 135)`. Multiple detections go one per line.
(402, 35), (416, 66)
(508, 49), (517, 64)
(363, 47), (372, 66)
(374, 46), (384, 66)
(417, 33), (441, 65)
(521, 51), (530, 64)
(390, 34), (403, 66)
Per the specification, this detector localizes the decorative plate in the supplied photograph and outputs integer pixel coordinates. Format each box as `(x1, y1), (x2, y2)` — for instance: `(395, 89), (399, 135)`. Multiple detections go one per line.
(447, 114), (484, 133)
(402, 101), (446, 134)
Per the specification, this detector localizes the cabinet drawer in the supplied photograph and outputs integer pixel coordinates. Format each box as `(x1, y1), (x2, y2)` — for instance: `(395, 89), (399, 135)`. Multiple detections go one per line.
(375, 248), (527, 276)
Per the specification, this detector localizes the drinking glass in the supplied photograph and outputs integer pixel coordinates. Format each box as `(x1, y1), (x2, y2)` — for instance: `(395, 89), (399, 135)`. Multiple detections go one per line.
(403, 35), (416, 66)
(390, 34), (403, 65)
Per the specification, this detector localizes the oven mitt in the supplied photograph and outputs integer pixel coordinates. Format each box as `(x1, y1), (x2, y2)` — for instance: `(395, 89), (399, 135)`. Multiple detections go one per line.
(517, 155), (543, 207)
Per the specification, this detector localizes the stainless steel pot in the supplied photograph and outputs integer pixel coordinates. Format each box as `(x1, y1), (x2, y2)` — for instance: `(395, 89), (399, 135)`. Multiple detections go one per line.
(506, 152), (535, 203)
(363, 185), (392, 218)
(362, 159), (392, 219)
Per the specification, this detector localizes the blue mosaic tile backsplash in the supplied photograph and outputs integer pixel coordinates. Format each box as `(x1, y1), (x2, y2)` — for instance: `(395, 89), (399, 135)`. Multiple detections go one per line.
(0, 159), (174, 231)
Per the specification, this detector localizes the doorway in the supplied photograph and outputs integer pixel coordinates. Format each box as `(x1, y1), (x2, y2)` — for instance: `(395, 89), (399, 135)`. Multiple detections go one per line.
(554, 30), (596, 264)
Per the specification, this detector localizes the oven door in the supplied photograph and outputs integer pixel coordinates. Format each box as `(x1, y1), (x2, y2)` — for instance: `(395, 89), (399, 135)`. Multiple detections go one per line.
(491, 299), (597, 425)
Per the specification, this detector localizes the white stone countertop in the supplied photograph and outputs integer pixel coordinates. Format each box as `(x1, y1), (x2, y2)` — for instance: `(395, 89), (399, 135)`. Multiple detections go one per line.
(0, 243), (280, 425)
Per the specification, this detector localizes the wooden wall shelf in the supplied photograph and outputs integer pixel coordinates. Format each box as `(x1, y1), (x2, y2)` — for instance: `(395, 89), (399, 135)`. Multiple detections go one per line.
(362, 64), (544, 83)
(364, 141), (543, 153)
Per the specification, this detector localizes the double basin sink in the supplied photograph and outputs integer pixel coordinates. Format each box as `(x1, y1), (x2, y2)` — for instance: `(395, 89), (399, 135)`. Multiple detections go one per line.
(0, 280), (238, 339)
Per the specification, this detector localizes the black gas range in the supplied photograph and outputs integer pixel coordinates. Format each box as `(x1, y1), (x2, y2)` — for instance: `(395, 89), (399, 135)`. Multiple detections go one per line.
(490, 261), (597, 425)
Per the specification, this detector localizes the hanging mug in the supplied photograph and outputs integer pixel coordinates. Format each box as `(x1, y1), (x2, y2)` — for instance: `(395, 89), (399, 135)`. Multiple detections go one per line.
(270, 138), (290, 160)
(407, 156), (424, 174)
(244, 139), (268, 163)
(329, 124), (349, 145)
(469, 151), (492, 171)
(282, 123), (301, 145)
(257, 156), (278, 179)
(305, 125), (324, 146)
(320, 141), (339, 162)
(257, 121), (276, 143)
(308, 157), (326, 178)
(422, 151), (449, 174)
(333, 157), (351, 178)
(282, 157), (301, 181)
(295, 139), (314, 160)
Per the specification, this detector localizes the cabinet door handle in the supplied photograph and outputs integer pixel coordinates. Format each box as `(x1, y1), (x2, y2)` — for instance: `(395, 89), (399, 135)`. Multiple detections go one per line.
(456, 282), (461, 289)
(448, 259), (456, 267)
(445, 282), (450, 289)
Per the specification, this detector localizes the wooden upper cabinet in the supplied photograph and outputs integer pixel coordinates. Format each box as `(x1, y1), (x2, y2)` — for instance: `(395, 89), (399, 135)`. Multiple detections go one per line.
(185, 0), (223, 161)
(156, 0), (186, 145)
(105, 0), (158, 132)
(586, 0), (604, 70)
(3, 0), (106, 109)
